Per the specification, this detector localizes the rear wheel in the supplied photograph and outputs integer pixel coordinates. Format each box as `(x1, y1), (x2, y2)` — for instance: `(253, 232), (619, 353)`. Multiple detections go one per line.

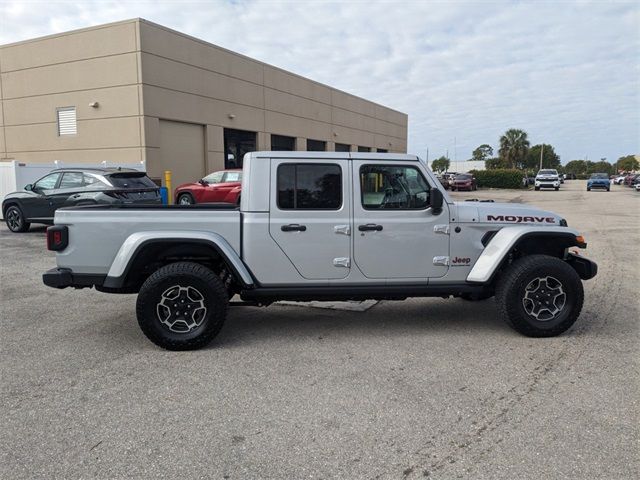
(495, 255), (583, 337)
(177, 193), (195, 205)
(4, 205), (30, 232)
(136, 262), (228, 350)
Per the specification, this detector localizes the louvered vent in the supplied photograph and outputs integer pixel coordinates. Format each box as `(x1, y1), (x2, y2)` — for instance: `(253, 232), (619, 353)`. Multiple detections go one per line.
(57, 107), (77, 135)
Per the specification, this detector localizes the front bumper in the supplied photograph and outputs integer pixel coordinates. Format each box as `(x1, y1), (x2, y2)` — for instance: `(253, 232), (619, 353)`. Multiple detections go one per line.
(43, 268), (105, 289)
(588, 183), (609, 189)
(535, 180), (560, 187)
(566, 253), (598, 280)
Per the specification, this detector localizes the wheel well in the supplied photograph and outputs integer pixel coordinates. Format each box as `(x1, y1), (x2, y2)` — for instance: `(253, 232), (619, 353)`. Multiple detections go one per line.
(487, 233), (581, 288)
(2, 201), (18, 217)
(511, 233), (578, 259)
(119, 241), (241, 293)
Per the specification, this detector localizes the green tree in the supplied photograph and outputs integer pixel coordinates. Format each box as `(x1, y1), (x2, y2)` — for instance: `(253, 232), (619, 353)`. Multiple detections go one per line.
(485, 157), (508, 169)
(499, 129), (530, 169)
(525, 144), (561, 170)
(564, 160), (587, 175)
(471, 144), (494, 162)
(431, 156), (450, 173)
(587, 161), (613, 175)
(616, 155), (639, 172)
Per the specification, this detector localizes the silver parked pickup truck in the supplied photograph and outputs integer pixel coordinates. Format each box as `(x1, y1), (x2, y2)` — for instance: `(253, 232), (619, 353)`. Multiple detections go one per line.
(43, 152), (597, 350)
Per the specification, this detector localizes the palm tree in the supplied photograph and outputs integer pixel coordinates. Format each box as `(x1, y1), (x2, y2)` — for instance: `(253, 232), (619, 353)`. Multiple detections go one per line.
(499, 129), (530, 169)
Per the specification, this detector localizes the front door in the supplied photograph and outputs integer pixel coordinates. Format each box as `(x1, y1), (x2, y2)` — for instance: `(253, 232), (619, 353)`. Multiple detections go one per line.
(23, 172), (62, 219)
(268, 159), (351, 280)
(352, 161), (450, 279)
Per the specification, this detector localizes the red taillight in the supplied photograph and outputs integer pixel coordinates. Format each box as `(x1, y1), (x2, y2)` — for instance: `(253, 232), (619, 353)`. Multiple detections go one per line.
(47, 226), (68, 251)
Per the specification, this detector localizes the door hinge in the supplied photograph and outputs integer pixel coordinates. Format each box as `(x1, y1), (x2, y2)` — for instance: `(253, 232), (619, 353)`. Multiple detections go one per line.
(434, 224), (450, 235)
(333, 257), (351, 268)
(433, 256), (450, 266)
(334, 224), (351, 236)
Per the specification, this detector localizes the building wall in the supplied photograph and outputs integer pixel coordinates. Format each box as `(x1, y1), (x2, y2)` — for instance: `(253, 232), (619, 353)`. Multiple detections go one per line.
(0, 19), (408, 186)
(0, 20), (145, 165)
(137, 20), (407, 183)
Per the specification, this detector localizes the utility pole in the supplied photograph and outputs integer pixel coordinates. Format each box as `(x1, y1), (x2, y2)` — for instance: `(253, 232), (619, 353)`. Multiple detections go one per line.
(539, 144), (544, 170)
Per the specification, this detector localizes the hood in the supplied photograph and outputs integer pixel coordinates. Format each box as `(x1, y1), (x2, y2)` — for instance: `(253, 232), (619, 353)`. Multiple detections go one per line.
(176, 181), (206, 190)
(454, 201), (565, 226)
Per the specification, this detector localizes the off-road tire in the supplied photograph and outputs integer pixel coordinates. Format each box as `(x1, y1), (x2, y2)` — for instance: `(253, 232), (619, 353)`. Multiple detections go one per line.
(136, 262), (228, 350)
(4, 205), (30, 232)
(495, 254), (583, 337)
(177, 193), (195, 205)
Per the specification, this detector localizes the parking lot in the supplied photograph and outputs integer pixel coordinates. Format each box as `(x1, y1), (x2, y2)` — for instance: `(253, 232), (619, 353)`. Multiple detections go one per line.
(1, 180), (638, 479)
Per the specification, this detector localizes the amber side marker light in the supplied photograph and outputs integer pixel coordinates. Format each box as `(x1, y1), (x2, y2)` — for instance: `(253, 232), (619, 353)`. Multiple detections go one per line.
(575, 235), (587, 248)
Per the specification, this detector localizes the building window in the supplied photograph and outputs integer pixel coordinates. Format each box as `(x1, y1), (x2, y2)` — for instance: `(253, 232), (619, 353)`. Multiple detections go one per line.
(277, 163), (342, 210)
(271, 134), (296, 151)
(224, 128), (256, 169)
(307, 139), (326, 151)
(376, 148), (388, 153)
(335, 143), (350, 152)
(57, 107), (77, 136)
(358, 146), (371, 152)
(360, 164), (431, 210)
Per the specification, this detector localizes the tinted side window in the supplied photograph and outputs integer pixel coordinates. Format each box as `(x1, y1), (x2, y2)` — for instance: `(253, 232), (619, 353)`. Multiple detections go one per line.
(34, 173), (61, 190)
(277, 163), (342, 210)
(59, 172), (84, 189)
(360, 165), (430, 210)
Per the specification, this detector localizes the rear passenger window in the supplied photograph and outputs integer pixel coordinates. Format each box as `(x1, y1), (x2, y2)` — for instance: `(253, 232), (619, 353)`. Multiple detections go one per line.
(277, 163), (342, 210)
(59, 172), (84, 189)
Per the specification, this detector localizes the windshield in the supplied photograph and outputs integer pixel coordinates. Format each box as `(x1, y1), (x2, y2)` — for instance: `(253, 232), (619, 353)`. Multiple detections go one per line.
(202, 171), (225, 184)
(538, 170), (557, 175)
(591, 173), (609, 179)
(455, 174), (471, 180)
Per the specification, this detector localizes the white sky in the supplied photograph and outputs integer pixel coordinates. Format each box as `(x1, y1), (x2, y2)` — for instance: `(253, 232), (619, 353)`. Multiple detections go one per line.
(1, 0), (639, 163)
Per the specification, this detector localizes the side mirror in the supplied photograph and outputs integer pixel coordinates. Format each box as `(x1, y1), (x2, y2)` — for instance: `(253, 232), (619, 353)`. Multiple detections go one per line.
(430, 187), (443, 215)
(24, 184), (33, 191)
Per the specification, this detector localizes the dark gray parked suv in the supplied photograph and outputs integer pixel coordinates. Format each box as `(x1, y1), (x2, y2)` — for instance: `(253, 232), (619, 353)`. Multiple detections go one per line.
(2, 168), (160, 232)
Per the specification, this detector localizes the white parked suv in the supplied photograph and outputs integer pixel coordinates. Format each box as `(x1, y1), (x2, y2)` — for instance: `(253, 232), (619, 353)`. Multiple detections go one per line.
(535, 169), (561, 191)
(43, 153), (597, 350)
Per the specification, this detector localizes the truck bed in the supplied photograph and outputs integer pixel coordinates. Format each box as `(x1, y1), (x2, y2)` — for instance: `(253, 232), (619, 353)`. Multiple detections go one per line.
(54, 205), (241, 275)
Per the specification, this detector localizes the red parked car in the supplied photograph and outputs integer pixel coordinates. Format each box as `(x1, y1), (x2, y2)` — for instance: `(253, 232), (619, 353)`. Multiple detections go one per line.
(174, 169), (242, 205)
(450, 173), (477, 191)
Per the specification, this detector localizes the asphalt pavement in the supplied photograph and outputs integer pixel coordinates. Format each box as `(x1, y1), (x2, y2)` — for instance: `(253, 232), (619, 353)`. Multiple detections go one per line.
(1, 180), (638, 479)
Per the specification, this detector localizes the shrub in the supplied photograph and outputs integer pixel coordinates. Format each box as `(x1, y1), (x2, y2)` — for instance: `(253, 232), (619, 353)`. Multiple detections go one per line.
(469, 169), (524, 189)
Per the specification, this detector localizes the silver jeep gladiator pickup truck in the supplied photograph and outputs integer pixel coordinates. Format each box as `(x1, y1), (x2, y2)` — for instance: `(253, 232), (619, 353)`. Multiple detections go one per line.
(43, 152), (597, 350)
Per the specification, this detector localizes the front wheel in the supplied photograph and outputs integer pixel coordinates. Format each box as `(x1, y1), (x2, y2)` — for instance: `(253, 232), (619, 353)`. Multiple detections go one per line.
(555, 187), (559, 191)
(136, 262), (228, 350)
(587, 187), (591, 191)
(534, 187), (540, 191)
(495, 255), (583, 337)
(4, 205), (30, 232)
(177, 193), (195, 205)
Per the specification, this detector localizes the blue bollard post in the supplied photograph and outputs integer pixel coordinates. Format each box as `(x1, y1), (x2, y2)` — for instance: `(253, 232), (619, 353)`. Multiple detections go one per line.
(159, 187), (168, 205)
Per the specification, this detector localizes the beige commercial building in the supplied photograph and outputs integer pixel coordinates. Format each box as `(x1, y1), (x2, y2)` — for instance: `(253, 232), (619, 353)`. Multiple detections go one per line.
(0, 18), (408, 187)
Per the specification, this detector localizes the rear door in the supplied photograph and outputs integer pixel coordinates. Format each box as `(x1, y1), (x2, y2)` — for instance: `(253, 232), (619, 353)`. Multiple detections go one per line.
(352, 161), (450, 279)
(268, 159), (351, 280)
(51, 171), (85, 210)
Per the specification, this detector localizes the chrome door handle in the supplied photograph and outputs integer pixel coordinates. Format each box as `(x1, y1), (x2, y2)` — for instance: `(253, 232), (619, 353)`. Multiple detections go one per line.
(281, 224), (307, 232)
(358, 224), (383, 232)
